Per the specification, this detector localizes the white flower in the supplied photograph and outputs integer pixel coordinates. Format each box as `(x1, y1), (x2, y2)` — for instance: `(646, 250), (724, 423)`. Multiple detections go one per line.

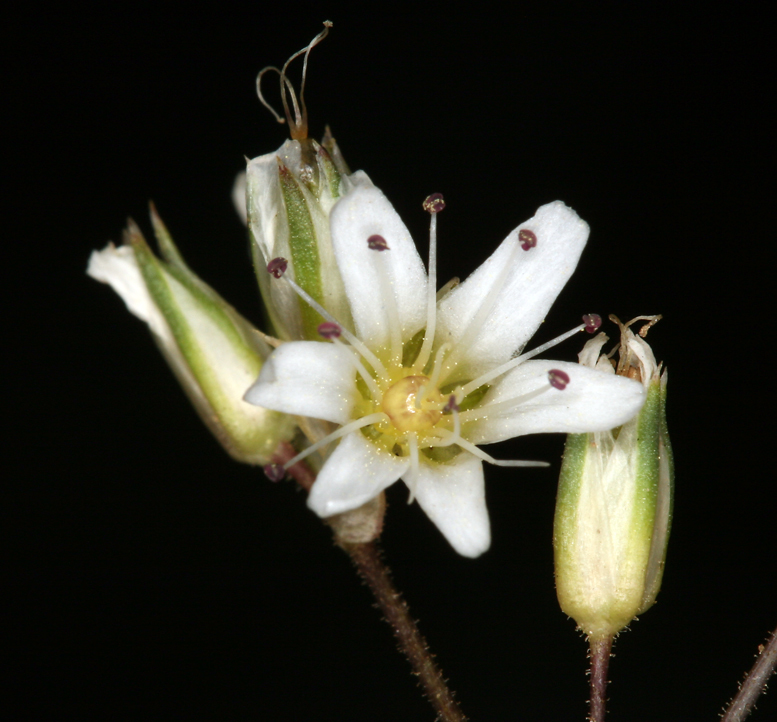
(245, 181), (646, 557)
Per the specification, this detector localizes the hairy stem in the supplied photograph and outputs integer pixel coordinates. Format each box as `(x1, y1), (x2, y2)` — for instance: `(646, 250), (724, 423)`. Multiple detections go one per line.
(343, 541), (468, 722)
(588, 635), (613, 722)
(722, 625), (777, 722)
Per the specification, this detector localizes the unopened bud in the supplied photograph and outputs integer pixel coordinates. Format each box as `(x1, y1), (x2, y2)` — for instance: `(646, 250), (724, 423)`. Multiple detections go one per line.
(87, 206), (297, 464)
(553, 316), (673, 641)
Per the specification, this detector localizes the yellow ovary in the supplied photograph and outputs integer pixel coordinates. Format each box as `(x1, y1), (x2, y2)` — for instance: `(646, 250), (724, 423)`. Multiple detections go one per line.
(381, 375), (444, 434)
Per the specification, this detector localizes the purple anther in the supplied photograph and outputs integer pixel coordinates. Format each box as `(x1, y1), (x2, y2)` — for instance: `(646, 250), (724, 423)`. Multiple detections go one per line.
(367, 234), (390, 251)
(423, 193), (446, 214)
(317, 322), (342, 339)
(583, 313), (602, 333)
(548, 369), (570, 390)
(267, 257), (288, 278)
(443, 395), (460, 414)
(263, 463), (285, 482)
(519, 229), (537, 251)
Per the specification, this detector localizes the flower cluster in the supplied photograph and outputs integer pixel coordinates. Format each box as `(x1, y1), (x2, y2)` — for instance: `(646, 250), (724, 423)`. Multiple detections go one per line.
(88, 23), (649, 558)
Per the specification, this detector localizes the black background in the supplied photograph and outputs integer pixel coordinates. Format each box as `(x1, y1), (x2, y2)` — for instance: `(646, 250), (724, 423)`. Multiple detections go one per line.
(8, 4), (775, 720)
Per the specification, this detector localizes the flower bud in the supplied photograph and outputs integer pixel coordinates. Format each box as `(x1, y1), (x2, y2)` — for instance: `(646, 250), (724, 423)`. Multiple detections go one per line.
(87, 206), (297, 464)
(246, 136), (372, 340)
(553, 316), (673, 640)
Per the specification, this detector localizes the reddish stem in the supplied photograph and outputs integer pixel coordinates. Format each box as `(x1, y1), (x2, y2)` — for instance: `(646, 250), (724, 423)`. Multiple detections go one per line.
(588, 635), (613, 722)
(722, 625), (777, 722)
(344, 541), (468, 722)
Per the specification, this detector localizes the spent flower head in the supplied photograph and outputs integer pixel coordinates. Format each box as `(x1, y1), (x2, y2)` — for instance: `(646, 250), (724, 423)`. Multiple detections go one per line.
(240, 21), (362, 342)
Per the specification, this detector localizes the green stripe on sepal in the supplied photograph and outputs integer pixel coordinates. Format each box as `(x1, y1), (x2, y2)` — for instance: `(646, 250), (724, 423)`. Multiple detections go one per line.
(639, 371), (674, 614)
(124, 220), (295, 464)
(278, 161), (325, 339)
(554, 345), (672, 640)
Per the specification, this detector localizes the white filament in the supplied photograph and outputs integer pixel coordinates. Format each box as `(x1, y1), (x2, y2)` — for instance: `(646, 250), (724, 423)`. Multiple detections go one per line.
(459, 323), (585, 398)
(332, 337), (382, 399)
(282, 274), (388, 378)
(459, 383), (552, 424)
(282, 412), (387, 469)
(415, 212), (439, 372)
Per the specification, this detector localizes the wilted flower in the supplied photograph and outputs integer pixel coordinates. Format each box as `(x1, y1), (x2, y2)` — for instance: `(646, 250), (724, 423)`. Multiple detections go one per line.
(87, 206), (296, 464)
(554, 316), (673, 640)
(245, 186), (646, 557)
(241, 20), (360, 342)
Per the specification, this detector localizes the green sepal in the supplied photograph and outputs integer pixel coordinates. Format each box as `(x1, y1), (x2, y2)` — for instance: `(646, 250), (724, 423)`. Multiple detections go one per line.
(278, 162), (325, 339)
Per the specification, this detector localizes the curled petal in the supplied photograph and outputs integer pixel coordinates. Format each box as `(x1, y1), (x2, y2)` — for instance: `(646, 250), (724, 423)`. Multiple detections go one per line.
(308, 432), (410, 516)
(244, 341), (359, 425)
(330, 185), (428, 351)
(411, 453), (490, 558)
(467, 359), (646, 445)
(437, 201), (589, 377)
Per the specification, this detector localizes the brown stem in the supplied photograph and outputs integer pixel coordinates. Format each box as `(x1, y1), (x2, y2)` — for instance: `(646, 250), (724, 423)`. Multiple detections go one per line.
(343, 541), (468, 722)
(588, 635), (613, 722)
(721, 625), (777, 722)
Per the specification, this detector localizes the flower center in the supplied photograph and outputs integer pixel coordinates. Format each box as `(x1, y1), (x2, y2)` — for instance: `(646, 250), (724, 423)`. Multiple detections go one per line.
(381, 375), (444, 433)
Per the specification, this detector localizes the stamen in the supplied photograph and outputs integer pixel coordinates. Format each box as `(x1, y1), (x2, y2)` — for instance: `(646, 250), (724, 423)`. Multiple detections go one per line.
(519, 228), (537, 251)
(548, 369), (570, 390)
(315, 321), (382, 397)
(367, 234), (390, 251)
(427, 342), (451, 391)
(452, 436), (549, 468)
(443, 395), (460, 414)
(263, 463), (286, 481)
(416, 193), (444, 372)
(583, 313), (602, 333)
(282, 412), (387, 469)
(429, 407), (460, 448)
(317, 322), (342, 339)
(267, 257), (288, 278)
(459, 383), (551, 423)
(336, 338), (383, 398)
(459, 321), (587, 398)
(406, 433), (420, 504)
(268, 264), (388, 378)
(366, 235), (403, 366)
(422, 193), (446, 214)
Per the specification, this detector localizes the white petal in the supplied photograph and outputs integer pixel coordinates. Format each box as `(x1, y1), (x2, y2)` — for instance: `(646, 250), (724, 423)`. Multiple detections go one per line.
(468, 359), (646, 445)
(330, 185), (428, 351)
(436, 201), (589, 377)
(232, 171), (247, 226)
(411, 453), (490, 558)
(243, 341), (358, 425)
(308, 432), (410, 516)
(87, 244), (168, 338)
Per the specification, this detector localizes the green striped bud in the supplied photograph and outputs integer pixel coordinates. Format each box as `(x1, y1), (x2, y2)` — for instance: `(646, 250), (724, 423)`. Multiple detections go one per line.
(246, 136), (369, 340)
(88, 206), (296, 464)
(553, 317), (673, 640)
